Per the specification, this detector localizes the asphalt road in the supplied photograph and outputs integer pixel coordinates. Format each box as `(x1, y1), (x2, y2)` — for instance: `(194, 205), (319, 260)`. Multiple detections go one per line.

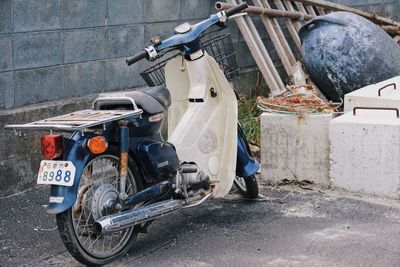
(1, 182), (400, 267)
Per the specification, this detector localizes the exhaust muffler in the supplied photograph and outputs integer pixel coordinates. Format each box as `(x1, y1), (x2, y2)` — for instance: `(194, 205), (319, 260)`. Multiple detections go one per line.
(94, 199), (183, 235)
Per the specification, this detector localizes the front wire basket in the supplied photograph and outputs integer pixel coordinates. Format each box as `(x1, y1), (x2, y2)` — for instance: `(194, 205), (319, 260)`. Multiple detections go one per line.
(140, 33), (239, 87)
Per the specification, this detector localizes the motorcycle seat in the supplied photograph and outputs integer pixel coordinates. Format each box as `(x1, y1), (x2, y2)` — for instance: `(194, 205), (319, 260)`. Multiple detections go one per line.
(94, 86), (171, 114)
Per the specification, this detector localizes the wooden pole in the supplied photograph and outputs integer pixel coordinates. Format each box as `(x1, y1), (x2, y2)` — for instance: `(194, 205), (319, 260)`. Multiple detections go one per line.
(253, 0), (293, 76)
(296, 0), (400, 28)
(305, 5), (317, 16)
(226, 0), (284, 94)
(245, 14), (286, 92)
(261, 0), (297, 65)
(215, 2), (313, 20)
(216, 2), (398, 37)
(273, 0), (302, 53)
(316, 7), (326, 15)
(282, 0), (303, 31)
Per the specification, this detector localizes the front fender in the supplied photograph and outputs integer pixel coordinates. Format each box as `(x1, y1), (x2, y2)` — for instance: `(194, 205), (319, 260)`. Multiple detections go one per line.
(47, 133), (90, 214)
(236, 125), (260, 177)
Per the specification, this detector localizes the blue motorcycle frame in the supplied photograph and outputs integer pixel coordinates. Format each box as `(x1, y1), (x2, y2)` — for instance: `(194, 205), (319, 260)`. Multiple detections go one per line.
(47, 122), (259, 214)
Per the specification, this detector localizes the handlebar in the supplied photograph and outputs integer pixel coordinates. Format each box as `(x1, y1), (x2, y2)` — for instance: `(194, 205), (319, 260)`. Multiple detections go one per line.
(225, 2), (248, 17)
(126, 50), (147, 66)
(126, 2), (248, 66)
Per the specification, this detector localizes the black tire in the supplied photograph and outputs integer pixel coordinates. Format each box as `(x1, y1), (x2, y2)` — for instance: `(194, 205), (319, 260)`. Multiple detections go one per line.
(56, 146), (144, 266)
(234, 174), (259, 199)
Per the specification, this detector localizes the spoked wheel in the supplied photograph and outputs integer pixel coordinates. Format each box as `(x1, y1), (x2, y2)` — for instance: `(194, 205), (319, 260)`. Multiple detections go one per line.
(234, 174), (259, 199)
(56, 147), (143, 266)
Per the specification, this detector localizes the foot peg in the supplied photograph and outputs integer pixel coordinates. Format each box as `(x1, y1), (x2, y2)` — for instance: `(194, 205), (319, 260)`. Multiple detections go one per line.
(189, 177), (211, 191)
(181, 162), (198, 173)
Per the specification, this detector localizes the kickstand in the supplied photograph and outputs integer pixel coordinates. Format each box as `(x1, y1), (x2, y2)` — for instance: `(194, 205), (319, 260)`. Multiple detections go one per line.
(138, 220), (154, 234)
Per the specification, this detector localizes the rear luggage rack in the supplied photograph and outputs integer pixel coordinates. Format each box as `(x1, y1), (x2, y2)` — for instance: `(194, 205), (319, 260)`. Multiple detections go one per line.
(5, 109), (143, 132)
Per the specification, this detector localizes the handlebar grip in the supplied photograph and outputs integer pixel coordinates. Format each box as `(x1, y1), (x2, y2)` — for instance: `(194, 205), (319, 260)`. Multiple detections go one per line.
(225, 2), (248, 17)
(126, 50), (148, 66)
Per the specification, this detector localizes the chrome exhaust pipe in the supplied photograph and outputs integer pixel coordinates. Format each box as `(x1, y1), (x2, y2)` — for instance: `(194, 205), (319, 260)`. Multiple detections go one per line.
(94, 199), (183, 235)
(94, 190), (214, 235)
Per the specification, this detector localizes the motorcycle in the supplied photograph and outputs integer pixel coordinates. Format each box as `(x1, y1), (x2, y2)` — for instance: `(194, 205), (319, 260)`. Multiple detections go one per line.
(6, 2), (259, 265)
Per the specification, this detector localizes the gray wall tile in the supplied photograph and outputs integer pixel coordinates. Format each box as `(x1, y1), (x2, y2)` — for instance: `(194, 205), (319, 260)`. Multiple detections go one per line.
(382, 3), (397, 18)
(107, 0), (143, 25)
(14, 66), (62, 106)
(14, 32), (61, 69)
(106, 25), (145, 59)
(106, 58), (144, 91)
(233, 41), (255, 68)
(63, 61), (106, 97)
(63, 29), (105, 64)
(0, 0), (12, 34)
(14, 0), (61, 32)
(0, 72), (13, 108)
(0, 36), (12, 72)
(144, 0), (180, 22)
(144, 21), (180, 45)
(61, 0), (106, 28)
(180, 0), (214, 20)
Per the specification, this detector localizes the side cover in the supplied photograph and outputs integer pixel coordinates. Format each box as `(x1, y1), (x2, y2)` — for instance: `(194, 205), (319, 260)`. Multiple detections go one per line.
(137, 140), (180, 180)
(165, 54), (237, 197)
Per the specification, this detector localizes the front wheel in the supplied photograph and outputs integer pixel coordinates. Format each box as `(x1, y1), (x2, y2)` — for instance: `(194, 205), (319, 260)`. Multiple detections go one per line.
(234, 174), (259, 199)
(56, 147), (143, 266)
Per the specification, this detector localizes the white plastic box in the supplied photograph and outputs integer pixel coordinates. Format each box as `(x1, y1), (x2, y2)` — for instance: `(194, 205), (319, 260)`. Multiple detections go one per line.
(261, 113), (333, 186)
(329, 107), (400, 198)
(344, 75), (400, 112)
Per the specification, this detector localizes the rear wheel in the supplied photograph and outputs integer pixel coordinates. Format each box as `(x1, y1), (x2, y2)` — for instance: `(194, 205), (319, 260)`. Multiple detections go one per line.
(56, 146), (143, 266)
(234, 174), (259, 199)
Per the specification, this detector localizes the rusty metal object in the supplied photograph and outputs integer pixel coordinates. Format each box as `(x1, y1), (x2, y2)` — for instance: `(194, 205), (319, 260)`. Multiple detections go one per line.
(378, 83), (396, 96)
(119, 152), (129, 177)
(352, 107), (400, 118)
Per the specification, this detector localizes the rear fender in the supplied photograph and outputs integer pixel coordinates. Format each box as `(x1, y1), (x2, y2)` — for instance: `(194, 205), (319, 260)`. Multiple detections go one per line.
(47, 133), (90, 214)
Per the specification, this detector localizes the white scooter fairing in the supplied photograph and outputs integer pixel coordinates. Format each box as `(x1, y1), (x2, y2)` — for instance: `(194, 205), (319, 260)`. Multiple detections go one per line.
(165, 53), (237, 197)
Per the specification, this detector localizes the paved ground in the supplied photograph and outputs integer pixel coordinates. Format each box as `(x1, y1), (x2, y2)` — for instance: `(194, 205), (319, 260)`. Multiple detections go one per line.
(1, 181), (400, 267)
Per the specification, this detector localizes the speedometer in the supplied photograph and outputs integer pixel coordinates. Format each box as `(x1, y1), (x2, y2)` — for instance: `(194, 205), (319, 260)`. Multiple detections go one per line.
(174, 22), (192, 34)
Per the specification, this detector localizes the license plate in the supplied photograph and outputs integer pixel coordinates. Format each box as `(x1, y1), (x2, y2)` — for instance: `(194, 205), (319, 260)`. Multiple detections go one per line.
(37, 160), (76, 187)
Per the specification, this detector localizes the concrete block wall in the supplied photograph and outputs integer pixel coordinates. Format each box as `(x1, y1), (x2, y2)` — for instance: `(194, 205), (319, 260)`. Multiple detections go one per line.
(0, 0), (224, 110)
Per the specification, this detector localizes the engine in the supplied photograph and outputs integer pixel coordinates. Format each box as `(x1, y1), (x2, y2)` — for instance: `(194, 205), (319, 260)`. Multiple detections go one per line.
(174, 162), (210, 197)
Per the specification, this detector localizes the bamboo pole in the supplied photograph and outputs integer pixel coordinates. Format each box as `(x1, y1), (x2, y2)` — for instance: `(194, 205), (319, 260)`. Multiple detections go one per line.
(305, 5), (317, 16)
(296, 0), (400, 27)
(261, 0), (296, 65)
(215, 2), (313, 20)
(282, 0), (303, 31)
(381, 25), (400, 35)
(226, 0), (284, 94)
(252, 0), (293, 76)
(273, 0), (302, 53)
(245, 14), (286, 91)
(316, 7), (326, 15)
(294, 2), (307, 14)
(216, 2), (399, 36)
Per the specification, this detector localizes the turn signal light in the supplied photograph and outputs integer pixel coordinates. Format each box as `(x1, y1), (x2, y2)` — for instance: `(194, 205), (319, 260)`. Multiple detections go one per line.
(87, 136), (108, 154)
(40, 135), (63, 159)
